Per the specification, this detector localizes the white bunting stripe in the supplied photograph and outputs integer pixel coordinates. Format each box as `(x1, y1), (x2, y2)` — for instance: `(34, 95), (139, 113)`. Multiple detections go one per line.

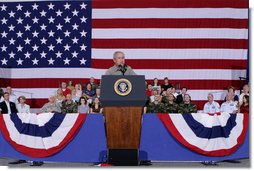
(2, 113), (79, 149)
(190, 112), (232, 127)
(168, 113), (244, 151)
(16, 113), (55, 126)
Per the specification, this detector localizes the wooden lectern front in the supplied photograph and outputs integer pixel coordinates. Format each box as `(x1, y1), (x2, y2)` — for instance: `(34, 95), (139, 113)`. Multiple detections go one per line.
(100, 75), (146, 166)
(104, 106), (142, 149)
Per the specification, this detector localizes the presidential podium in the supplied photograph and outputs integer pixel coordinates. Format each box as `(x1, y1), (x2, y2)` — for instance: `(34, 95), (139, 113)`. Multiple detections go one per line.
(100, 75), (146, 166)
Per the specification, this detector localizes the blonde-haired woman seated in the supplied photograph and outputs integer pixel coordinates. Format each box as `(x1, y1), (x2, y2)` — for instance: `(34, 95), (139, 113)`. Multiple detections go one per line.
(16, 96), (30, 113)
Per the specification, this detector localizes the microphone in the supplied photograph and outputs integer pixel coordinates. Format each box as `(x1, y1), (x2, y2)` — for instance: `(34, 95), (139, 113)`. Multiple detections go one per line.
(118, 64), (127, 75)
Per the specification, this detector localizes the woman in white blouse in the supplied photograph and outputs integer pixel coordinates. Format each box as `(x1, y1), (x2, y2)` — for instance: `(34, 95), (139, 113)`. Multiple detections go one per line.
(16, 96), (30, 113)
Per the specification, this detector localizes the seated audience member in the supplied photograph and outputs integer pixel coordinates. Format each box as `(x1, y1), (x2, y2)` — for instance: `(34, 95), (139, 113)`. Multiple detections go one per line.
(16, 96), (30, 113)
(162, 87), (173, 103)
(0, 92), (18, 114)
(239, 84), (249, 106)
(61, 81), (71, 97)
(178, 94), (197, 114)
(165, 94), (179, 113)
(74, 83), (83, 98)
(161, 90), (167, 97)
(144, 95), (167, 113)
(239, 95), (249, 113)
(172, 87), (178, 98)
(221, 94), (238, 113)
(0, 88), (3, 99)
(146, 84), (153, 97)
(224, 86), (239, 102)
(83, 83), (96, 103)
(41, 96), (61, 113)
(71, 89), (80, 103)
(144, 95), (151, 108)
(67, 80), (74, 91)
(61, 94), (78, 113)
(55, 88), (65, 104)
(176, 87), (188, 104)
(161, 77), (173, 92)
(93, 87), (101, 100)
(0, 86), (18, 104)
(89, 77), (98, 90)
(150, 89), (159, 103)
(203, 93), (220, 114)
(90, 97), (103, 113)
(152, 78), (161, 94)
(78, 97), (90, 114)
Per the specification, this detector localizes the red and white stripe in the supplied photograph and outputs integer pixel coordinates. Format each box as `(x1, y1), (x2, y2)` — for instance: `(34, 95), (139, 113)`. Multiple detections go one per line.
(2, 113), (79, 149)
(158, 112), (248, 156)
(0, 113), (86, 157)
(169, 113), (244, 151)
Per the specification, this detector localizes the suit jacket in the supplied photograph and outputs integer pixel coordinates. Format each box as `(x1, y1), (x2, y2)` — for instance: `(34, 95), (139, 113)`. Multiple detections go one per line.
(0, 101), (18, 114)
(176, 94), (184, 104)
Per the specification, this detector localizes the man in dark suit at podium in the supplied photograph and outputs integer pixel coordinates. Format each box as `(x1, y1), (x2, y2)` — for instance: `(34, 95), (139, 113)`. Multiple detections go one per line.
(105, 51), (136, 75)
(0, 92), (18, 114)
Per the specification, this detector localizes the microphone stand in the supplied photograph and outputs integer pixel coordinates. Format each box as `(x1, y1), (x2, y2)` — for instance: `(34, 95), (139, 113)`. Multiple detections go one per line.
(118, 64), (127, 75)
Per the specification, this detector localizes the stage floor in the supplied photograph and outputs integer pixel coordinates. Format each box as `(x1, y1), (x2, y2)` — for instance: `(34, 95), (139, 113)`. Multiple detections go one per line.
(0, 157), (250, 167)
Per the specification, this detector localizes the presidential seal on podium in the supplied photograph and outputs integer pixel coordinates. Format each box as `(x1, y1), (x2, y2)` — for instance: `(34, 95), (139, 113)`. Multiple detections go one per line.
(114, 78), (132, 96)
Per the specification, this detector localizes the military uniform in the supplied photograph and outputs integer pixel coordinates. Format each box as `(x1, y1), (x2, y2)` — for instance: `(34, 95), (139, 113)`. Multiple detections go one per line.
(91, 83), (98, 90)
(161, 95), (169, 104)
(165, 102), (179, 113)
(146, 102), (167, 113)
(178, 102), (197, 114)
(203, 101), (220, 113)
(61, 100), (78, 113)
(105, 65), (136, 75)
(220, 101), (238, 113)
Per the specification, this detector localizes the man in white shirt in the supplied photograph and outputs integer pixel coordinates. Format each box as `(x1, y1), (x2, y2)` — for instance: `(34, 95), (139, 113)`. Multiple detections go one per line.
(239, 84), (249, 107)
(221, 94), (238, 113)
(203, 93), (220, 114)
(172, 87), (179, 98)
(0, 92), (18, 114)
(150, 89), (159, 103)
(0, 86), (17, 104)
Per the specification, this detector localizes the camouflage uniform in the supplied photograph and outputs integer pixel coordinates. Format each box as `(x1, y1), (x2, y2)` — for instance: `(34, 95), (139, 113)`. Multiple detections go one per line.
(61, 100), (78, 113)
(161, 95), (169, 104)
(178, 102), (197, 114)
(165, 102), (179, 113)
(91, 83), (98, 91)
(146, 102), (167, 113)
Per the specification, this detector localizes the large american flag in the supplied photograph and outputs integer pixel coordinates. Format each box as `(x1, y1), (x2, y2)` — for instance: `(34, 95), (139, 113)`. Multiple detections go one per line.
(0, 1), (91, 68)
(0, 0), (248, 110)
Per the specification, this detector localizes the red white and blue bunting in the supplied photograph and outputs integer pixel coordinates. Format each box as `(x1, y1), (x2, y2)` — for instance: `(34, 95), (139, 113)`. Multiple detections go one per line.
(0, 113), (86, 157)
(157, 112), (248, 156)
